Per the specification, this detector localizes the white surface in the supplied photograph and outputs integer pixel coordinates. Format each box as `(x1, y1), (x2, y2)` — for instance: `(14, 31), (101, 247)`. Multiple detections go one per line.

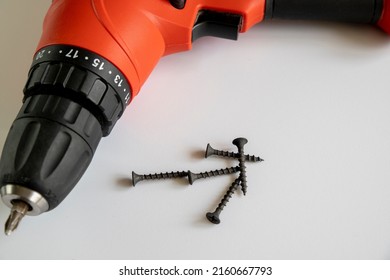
(1, 1), (390, 260)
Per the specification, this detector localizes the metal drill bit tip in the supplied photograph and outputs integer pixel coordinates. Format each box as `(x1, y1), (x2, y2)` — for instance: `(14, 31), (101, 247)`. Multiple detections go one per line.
(4, 200), (29, 236)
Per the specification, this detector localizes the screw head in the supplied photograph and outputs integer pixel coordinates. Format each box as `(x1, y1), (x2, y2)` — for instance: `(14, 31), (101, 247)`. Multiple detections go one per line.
(232, 137), (248, 148)
(131, 171), (142, 186)
(187, 170), (195, 185)
(206, 212), (221, 224)
(205, 143), (215, 158)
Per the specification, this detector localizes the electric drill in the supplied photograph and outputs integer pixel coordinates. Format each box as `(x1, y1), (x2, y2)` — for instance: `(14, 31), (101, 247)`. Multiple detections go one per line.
(1, 0), (390, 235)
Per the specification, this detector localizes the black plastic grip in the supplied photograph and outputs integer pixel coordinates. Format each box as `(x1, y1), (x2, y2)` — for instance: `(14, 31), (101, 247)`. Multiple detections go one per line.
(265, 0), (384, 23)
(0, 95), (102, 210)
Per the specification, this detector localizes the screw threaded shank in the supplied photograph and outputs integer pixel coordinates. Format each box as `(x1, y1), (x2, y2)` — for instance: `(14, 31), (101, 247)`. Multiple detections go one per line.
(187, 166), (239, 185)
(205, 143), (264, 162)
(206, 178), (240, 224)
(246, 154), (264, 162)
(217, 178), (240, 211)
(238, 158), (247, 194)
(233, 137), (248, 195)
(132, 171), (188, 186)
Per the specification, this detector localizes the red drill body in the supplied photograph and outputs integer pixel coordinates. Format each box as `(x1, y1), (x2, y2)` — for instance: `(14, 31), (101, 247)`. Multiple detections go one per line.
(37, 0), (266, 96)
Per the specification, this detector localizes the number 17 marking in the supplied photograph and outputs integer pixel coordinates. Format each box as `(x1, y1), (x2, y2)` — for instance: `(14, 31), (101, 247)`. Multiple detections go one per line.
(66, 49), (79, 59)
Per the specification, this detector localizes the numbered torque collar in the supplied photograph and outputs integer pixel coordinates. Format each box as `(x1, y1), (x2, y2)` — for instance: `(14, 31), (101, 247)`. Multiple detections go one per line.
(28, 45), (132, 135)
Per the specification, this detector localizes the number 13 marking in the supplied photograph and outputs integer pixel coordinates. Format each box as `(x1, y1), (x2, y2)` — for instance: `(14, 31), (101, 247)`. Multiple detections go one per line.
(114, 75), (123, 87)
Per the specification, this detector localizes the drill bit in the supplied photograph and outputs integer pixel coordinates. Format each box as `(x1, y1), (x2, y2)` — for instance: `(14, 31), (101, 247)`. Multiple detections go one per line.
(4, 200), (29, 236)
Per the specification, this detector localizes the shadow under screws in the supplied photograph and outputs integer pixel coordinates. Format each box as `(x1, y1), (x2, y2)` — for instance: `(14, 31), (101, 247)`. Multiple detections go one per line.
(117, 177), (132, 188)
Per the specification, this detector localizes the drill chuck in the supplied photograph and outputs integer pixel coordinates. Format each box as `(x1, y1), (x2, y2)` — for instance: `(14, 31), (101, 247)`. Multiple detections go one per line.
(1, 185), (49, 216)
(0, 94), (103, 211)
(0, 45), (131, 231)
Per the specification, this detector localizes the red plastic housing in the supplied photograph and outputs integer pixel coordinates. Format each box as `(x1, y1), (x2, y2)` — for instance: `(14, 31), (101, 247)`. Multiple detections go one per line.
(37, 0), (266, 99)
(378, 0), (390, 34)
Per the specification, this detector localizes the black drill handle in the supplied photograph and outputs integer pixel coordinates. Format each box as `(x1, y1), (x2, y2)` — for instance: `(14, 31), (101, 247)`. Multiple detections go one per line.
(265, 0), (384, 24)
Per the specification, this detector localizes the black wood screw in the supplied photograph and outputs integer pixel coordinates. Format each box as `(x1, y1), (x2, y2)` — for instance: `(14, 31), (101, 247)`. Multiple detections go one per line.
(206, 178), (241, 224)
(132, 171), (188, 186)
(205, 143), (264, 162)
(232, 137), (248, 195)
(187, 166), (239, 185)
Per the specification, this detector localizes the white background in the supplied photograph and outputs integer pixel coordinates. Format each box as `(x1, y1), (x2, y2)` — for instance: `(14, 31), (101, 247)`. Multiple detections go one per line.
(1, 1), (390, 259)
